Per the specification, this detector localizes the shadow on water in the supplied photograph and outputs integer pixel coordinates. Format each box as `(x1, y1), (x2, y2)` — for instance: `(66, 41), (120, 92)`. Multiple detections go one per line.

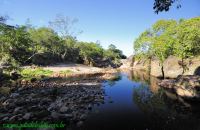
(77, 70), (200, 130)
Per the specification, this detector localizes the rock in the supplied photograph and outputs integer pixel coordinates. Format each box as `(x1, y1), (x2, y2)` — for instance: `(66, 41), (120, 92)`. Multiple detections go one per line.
(51, 112), (61, 119)
(9, 115), (17, 121)
(2, 116), (9, 121)
(80, 114), (87, 120)
(159, 79), (175, 89)
(2, 100), (10, 106)
(34, 110), (50, 118)
(59, 106), (69, 113)
(76, 121), (84, 127)
(23, 113), (31, 120)
(64, 114), (73, 118)
(133, 56), (200, 78)
(88, 104), (92, 110)
(159, 75), (200, 99)
(18, 87), (24, 91)
(13, 107), (23, 114)
(10, 93), (20, 98)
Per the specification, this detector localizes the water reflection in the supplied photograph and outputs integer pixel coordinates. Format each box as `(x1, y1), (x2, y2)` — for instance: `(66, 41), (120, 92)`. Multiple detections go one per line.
(130, 69), (200, 130)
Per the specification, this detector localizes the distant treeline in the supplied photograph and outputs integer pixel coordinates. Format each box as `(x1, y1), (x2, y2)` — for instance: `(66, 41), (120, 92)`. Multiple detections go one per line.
(0, 15), (126, 71)
(134, 17), (200, 78)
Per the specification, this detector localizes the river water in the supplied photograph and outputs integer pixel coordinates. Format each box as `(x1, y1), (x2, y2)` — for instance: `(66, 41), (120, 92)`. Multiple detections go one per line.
(75, 70), (200, 130)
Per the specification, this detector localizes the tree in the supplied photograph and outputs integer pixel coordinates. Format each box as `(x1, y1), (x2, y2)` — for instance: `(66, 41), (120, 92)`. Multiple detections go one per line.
(134, 19), (177, 78)
(0, 22), (32, 71)
(153, 0), (181, 14)
(173, 17), (200, 74)
(48, 14), (81, 39)
(77, 42), (104, 66)
(107, 44), (127, 59)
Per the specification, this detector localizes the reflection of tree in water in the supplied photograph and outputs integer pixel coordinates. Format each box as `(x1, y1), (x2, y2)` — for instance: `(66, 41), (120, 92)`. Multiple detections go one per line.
(133, 80), (200, 130)
(131, 70), (150, 85)
(107, 73), (122, 86)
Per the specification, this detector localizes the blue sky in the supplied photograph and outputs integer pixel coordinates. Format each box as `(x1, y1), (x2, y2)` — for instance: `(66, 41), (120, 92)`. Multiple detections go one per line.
(0, 0), (199, 56)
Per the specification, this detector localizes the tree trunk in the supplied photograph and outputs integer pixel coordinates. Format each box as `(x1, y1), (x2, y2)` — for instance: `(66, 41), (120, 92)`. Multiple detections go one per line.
(148, 56), (152, 76)
(161, 65), (165, 79)
(182, 58), (185, 74)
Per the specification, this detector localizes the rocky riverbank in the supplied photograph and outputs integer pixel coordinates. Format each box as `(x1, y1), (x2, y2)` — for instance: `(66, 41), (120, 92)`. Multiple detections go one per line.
(0, 71), (119, 128)
(159, 75), (200, 100)
(132, 56), (200, 78)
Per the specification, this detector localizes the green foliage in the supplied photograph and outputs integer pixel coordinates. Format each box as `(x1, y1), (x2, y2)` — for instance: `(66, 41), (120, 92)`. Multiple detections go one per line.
(174, 17), (200, 59)
(20, 68), (53, 79)
(0, 23), (32, 70)
(76, 42), (104, 65)
(133, 17), (200, 77)
(104, 44), (127, 61)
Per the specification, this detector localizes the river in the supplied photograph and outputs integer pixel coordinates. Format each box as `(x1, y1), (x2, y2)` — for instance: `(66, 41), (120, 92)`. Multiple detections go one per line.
(74, 70), (200, 130)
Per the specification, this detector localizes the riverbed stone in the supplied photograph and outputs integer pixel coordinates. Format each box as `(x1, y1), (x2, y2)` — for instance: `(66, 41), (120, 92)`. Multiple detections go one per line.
(23, 113), (31, 120)
(59, 106), (69, 113)
(159, 75), (200, 99)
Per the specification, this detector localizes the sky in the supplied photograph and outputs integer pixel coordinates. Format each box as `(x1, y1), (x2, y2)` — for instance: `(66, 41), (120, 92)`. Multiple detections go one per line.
(0, 0), (200, 56)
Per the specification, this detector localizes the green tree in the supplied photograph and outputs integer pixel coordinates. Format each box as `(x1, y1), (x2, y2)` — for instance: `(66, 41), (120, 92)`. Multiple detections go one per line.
(134, 19), (177, 78)
(173, 17), (200, 74)
(77, 42), (104, 66)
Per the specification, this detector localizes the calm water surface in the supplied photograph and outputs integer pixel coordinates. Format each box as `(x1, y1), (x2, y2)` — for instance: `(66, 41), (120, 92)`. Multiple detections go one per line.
(77, 70), (200, 130)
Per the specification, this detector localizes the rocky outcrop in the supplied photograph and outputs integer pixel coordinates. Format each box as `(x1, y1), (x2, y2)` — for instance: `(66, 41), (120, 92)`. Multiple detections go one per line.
(132, 56), (200, 78)
(92, 58), (122, 68)
(132, 58), (150, 71)
(159, 75), (200, 99)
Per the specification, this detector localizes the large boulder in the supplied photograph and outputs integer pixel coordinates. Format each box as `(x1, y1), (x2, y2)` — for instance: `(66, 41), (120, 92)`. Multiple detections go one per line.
(132, 58), (150, 71)
(133, 55), (200, 78)
(162, 56), (200, 78)
(159, 75), (200, 99)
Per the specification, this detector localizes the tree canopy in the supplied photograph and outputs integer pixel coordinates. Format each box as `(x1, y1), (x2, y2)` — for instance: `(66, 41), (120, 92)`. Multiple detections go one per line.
(133, 17), (200, 78)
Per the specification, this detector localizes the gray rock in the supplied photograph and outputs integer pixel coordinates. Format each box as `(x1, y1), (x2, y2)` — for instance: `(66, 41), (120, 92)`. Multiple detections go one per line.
(9, 115), (17, 121)
(51, 112), (61, 119)
(2, 116), (9, 121)
(10, 92), (20, 98)
(13, 107), (23, 114)
(80, 114), (87, 120)
(23, 113), (31, 120)
(88, 104), (92, 110)
(18, 87), (24, 91)
(64, 114), (73, 118)
(59, 106), (69, 113)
